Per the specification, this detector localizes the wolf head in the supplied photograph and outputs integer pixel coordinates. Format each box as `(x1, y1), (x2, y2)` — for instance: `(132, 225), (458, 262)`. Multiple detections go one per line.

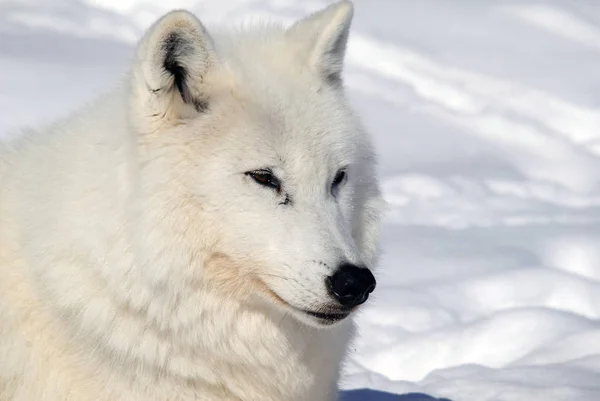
(129, 1), (385, 328)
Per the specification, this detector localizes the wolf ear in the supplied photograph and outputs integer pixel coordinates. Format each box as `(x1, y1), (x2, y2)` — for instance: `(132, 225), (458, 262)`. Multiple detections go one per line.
(131, 10), (217, 125)
(287, 1), (353, 86)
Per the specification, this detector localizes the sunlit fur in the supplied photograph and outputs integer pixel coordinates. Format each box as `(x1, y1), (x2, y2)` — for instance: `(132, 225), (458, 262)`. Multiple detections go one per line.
(0, 2), (384, 400)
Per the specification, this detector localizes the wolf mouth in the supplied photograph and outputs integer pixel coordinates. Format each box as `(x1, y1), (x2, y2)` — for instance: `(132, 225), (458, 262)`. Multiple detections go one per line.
(253, 277), (352, 323)
(303, 309), (350, 322)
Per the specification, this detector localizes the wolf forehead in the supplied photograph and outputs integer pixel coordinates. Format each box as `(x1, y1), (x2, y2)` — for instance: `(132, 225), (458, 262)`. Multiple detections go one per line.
(162, 27), (358, 132)
(156, 16), (348, 92)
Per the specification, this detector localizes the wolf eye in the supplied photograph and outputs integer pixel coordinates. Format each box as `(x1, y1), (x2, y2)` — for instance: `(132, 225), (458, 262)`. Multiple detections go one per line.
(331, 168), (347, 196)
(246, 169), (281, 193)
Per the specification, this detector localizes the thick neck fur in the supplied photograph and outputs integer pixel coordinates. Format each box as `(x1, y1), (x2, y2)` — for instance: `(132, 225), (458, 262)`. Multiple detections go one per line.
(0, 88), (352, 401)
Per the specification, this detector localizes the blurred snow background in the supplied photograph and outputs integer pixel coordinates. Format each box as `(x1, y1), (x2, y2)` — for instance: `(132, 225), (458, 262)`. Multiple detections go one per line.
(1, 1), (600, 400)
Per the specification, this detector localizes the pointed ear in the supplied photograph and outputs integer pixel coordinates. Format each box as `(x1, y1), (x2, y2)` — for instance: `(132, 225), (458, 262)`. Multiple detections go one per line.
(286, 1), (354, 86)
(131, 10), (217, 126)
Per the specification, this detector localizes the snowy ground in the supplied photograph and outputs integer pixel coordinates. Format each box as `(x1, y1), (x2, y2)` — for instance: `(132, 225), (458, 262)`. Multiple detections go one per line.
(2, 1), (600, 400)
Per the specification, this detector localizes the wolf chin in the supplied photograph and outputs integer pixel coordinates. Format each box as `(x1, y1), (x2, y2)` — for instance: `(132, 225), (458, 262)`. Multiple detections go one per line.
(0, 1), (385, 400)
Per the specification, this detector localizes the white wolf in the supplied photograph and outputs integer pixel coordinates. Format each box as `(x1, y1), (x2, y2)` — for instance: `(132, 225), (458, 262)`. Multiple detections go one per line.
(0, 1), (384, 400)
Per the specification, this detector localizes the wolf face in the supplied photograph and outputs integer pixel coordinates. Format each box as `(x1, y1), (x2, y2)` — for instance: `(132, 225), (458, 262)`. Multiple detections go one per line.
(130, 1), (384, 328)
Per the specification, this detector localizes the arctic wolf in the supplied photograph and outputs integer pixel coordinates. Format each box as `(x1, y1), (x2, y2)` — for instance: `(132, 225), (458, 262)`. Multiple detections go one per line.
(0, 1), (384, 400)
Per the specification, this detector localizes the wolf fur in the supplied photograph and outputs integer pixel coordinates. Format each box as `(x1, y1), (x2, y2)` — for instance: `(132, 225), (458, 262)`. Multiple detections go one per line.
(0, 1), (384, 400)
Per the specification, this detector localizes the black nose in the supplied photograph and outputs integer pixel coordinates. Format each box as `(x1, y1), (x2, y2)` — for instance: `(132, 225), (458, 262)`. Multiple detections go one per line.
(326, 263), (376, 308)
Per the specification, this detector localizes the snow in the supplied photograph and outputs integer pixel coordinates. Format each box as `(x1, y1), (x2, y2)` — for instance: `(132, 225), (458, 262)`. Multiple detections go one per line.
(340, 389), (451, 401)
(2, 0), (600, 400)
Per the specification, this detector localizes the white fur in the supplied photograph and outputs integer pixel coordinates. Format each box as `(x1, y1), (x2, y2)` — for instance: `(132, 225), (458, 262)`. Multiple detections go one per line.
(0, 2), (385, 400)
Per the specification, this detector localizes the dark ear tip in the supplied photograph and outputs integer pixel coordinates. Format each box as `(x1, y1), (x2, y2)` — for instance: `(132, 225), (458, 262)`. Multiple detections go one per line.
(324, 72), (343, 87)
